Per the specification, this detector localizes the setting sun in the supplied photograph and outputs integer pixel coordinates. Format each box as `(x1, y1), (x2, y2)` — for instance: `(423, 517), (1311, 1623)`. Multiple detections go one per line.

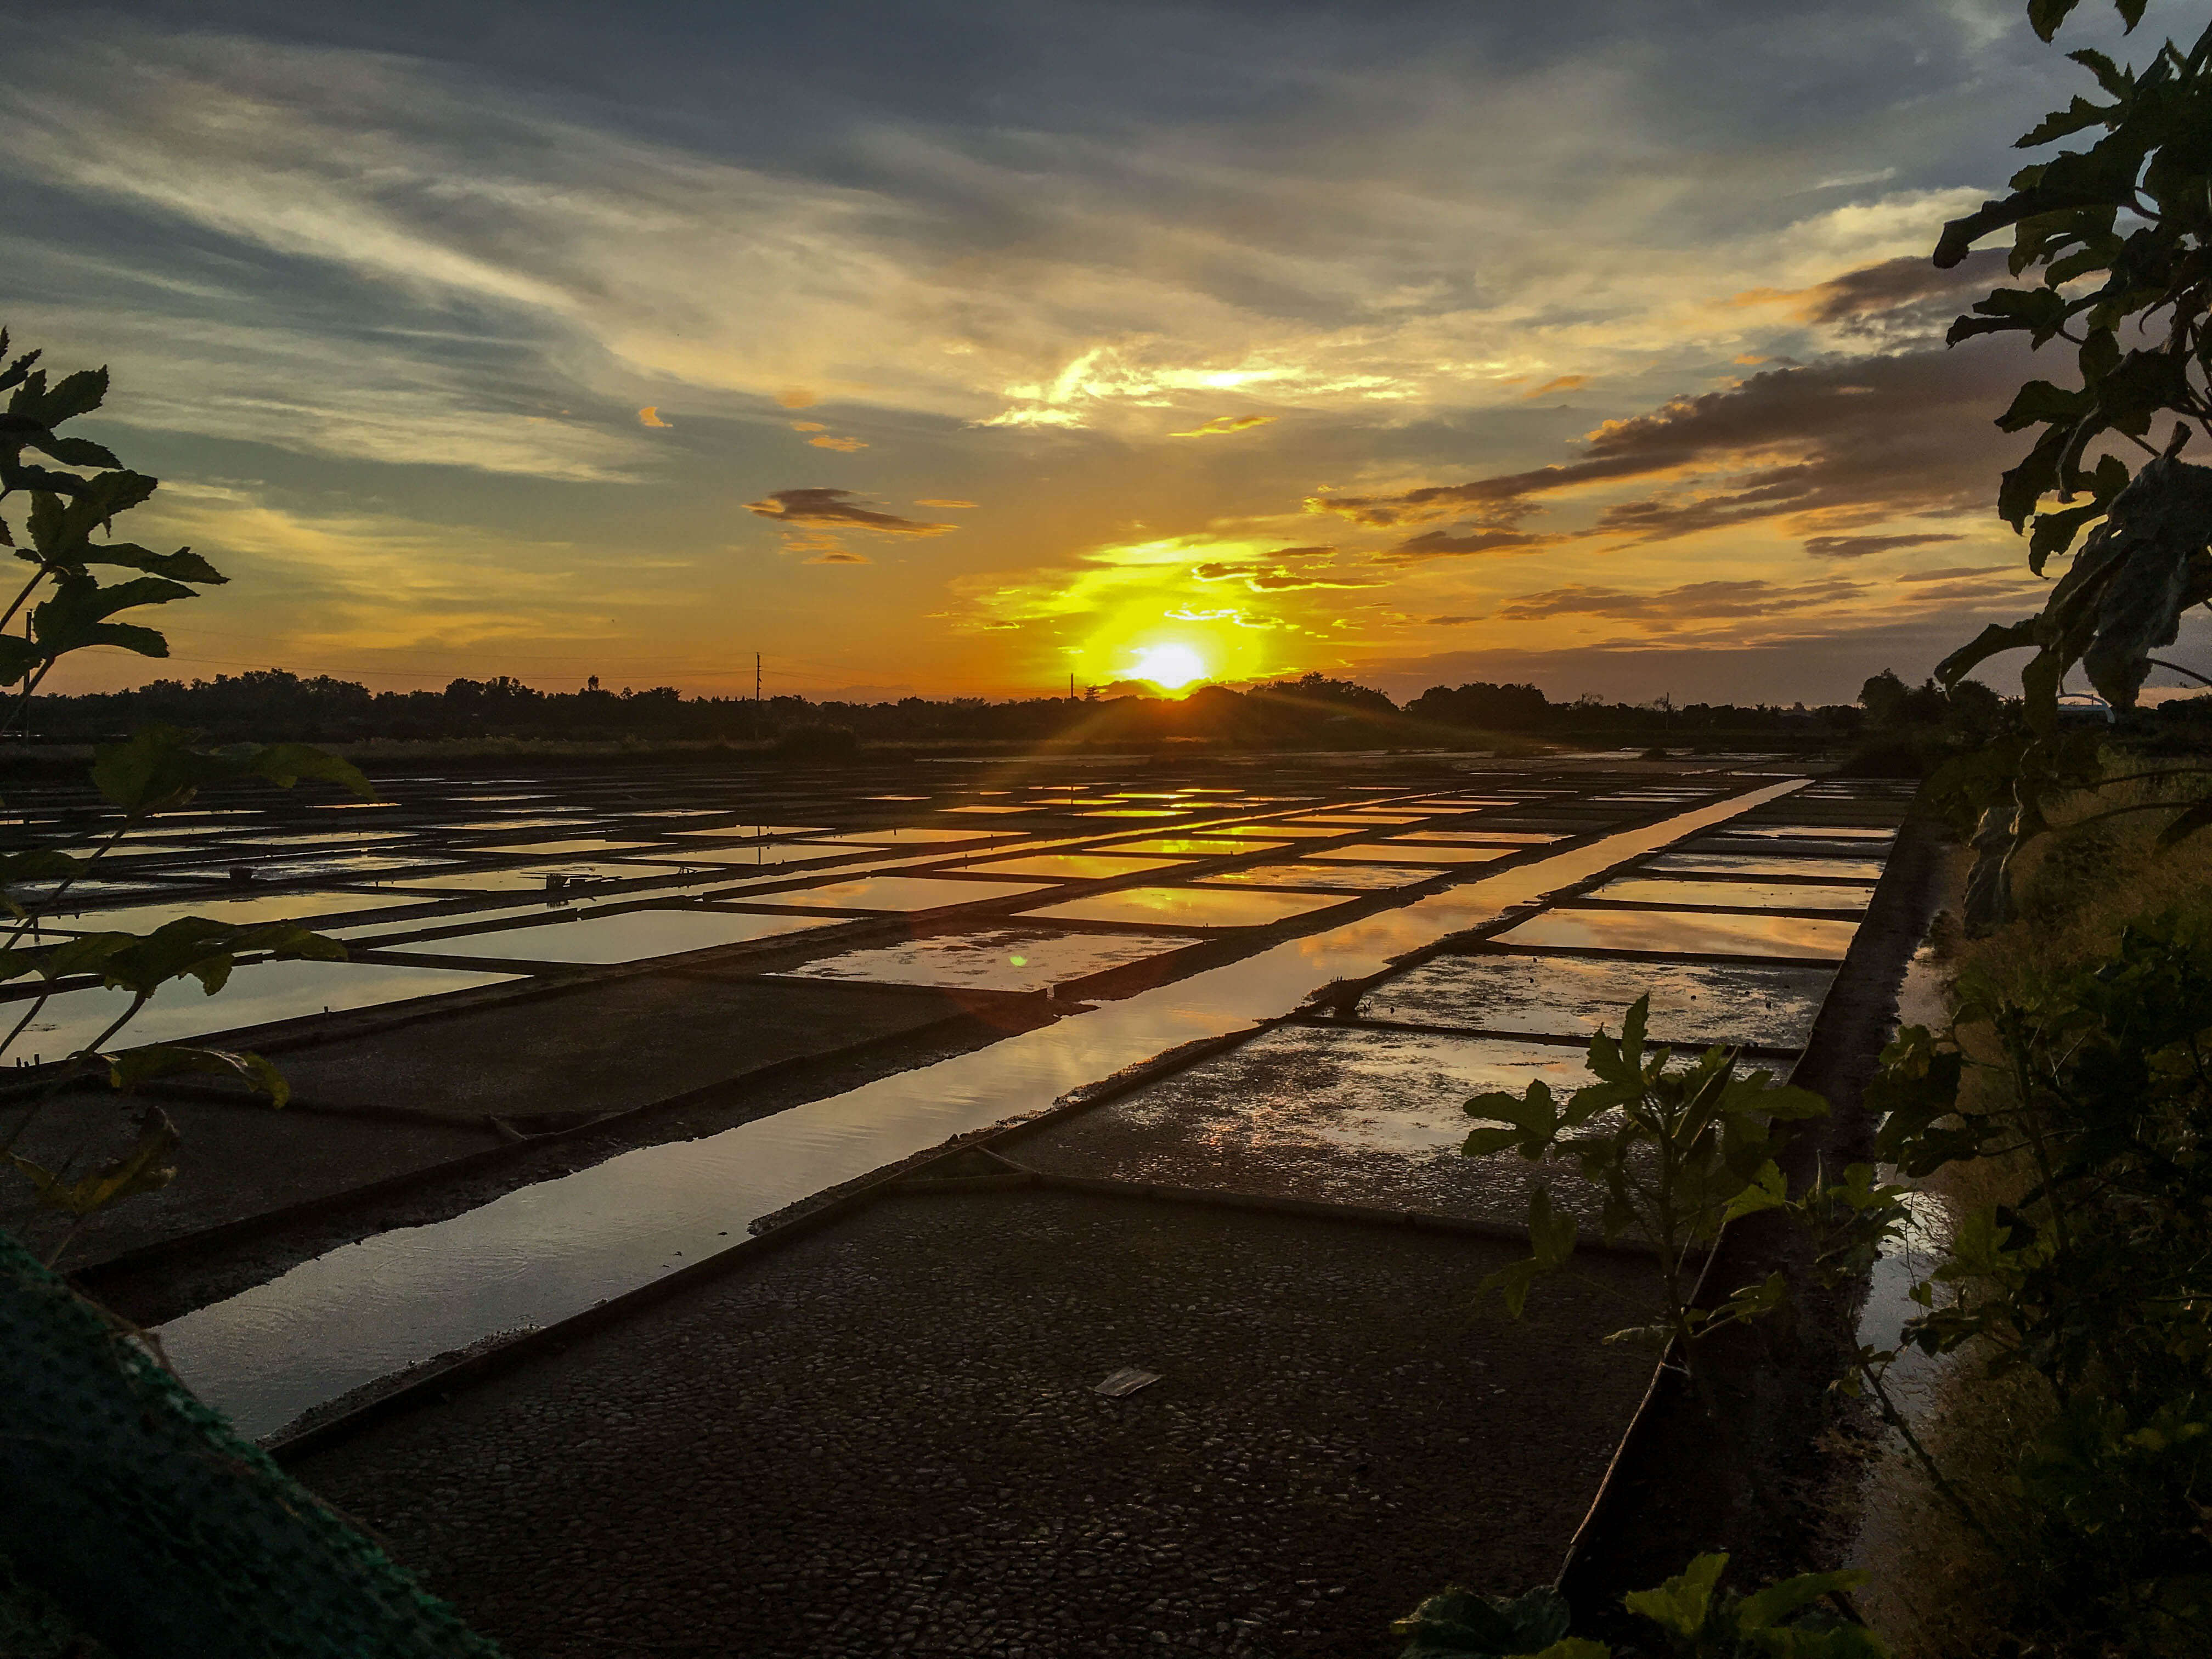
(1126, 642), (1208, 690)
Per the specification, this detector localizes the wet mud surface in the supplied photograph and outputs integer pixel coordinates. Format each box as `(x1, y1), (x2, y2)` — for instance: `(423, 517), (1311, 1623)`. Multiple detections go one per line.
(295, 1188), (1662, 1659)
(1355, 951), (1837, 1050)
(1007, 1023), (1625, 1230)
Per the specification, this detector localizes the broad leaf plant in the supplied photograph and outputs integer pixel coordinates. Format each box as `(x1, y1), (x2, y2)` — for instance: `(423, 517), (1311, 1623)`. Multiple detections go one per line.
(1930, 0), (2212, 924)
(0, 329), (371, 1263)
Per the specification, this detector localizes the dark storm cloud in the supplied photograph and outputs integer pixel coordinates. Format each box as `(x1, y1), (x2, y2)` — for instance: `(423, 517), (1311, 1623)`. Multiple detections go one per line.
(743, 489), (956, 535)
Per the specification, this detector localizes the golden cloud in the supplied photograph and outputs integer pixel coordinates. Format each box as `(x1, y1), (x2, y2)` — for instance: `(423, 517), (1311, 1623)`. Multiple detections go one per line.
(808, 435), (867, 452)
(1169, 413), (1278, 437)
(638, 406), (672, 428)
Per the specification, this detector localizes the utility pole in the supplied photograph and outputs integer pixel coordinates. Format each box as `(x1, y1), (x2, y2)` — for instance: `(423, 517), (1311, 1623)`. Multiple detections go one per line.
(755, 652), (761, 704)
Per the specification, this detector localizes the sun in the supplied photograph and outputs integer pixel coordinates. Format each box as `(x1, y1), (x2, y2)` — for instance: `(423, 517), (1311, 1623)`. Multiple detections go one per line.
(1127, 642), (1208, 690)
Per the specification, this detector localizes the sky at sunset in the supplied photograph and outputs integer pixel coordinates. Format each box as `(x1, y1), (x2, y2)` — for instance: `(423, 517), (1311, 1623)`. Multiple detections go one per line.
(7, 0), (2209, 706)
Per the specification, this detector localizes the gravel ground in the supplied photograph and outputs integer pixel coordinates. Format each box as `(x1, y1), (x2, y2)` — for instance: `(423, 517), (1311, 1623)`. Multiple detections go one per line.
(295, 1187), (1661, 1659)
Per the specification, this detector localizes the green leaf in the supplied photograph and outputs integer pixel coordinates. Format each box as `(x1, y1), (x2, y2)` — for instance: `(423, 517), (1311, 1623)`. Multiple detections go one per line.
(242, 742), (375, 799)
(1722, 1159), (1788, 1221)
(37, 932), (137, 981)
(1996, 377), (2092, 432)
(76, 542), (226, 584)
(29, 434), (121, 469)
(2019, 95), (2113, 148)
(5, 1105), (178, 1217)
(107, 1042), (290, 1107)
(1389, 1584), (1573, 1657)
(27, 367), (109, 427)
(1528, 1183), (1577, 1268)
(1462, 1125), (1530, 1158)
(2027, 500), (2107, 574)
(1736, 1569), (1870, 1632)
(1476, 1257), (1543, 1321)
(0, 634), (41, 685)
(1623, 1553), (1728, 1639)
(1934, 618), (2041, 688)
(2155, 793), (2212, 848)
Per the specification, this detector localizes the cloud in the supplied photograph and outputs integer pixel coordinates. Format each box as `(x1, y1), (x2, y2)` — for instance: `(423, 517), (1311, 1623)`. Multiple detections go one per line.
(1378, 528), (1558, 562)
(1527, 375), (1588, 397)
(1719, 249), (2009, 335)
(1803, 531), (1966, 560)
(742, 489), (956, 535)
(804, 549), (872, 565)
(1169, 414), (1278, 437)
(791, 421), (827, 432)
(1898, 563), (2016, 583)
(1495, 577), (1866, 632)
(1311, 342), (2034, 550)
(777, 388), (817, 409)
(915, 498), (977, 508)
(638, 405), (672, 428)
(1425, 614), (1481, 625)
(807, 434), (868, 452)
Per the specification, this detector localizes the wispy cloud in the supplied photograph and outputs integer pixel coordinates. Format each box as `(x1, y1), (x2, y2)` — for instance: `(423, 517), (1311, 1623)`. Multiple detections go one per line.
(1170, 414), (1277, 437)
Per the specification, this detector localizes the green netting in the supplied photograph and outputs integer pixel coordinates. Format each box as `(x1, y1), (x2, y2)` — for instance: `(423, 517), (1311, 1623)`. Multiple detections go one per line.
(0, 1228), (505, 1658)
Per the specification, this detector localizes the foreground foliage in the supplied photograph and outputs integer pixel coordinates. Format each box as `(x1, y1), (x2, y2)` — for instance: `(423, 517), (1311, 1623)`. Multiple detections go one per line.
(0, 329), (369, 1260)
(1929, 0), (2212, 925)
(1393, 1556), (1884, 1658)
(1809, 904), (2212, 1653)
(1463, 996), (1827, 1362)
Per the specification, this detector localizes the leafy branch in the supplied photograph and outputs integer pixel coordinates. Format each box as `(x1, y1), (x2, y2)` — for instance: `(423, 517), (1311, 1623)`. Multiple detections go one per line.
(1460, 996), (1827, 1367)
(0, 328), (375, 1259)
(1927, 3), (2212, 926)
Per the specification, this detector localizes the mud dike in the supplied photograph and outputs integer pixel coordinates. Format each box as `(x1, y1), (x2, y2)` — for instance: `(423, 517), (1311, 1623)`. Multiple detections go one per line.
(1, 753), (1926, 1656)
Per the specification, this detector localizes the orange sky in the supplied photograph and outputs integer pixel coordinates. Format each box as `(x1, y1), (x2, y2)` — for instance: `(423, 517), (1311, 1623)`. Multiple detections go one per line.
(9, 0), (2205, 704)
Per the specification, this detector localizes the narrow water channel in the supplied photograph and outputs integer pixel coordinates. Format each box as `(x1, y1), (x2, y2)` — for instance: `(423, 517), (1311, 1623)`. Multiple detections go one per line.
(160, 777), (1809, 1437)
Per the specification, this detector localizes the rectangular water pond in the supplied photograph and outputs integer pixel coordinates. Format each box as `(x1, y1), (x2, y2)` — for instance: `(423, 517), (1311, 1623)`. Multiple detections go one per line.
(1285, 814), (1432, 827)
(31, 889), (413, 935)
(0, 958), (516, 1058)
(1493, 907), (1861, 961)
(1103, 836), (1290, 856)
(374, 861), (696, 893)
(951, 853), (1190, 881)
(475, 838), (667, 856)
(392, 906), (839, 964)
(737, 876), (1050, 911)
(1644, 851), (1886, 882)
(777, 926), (1198, 993)
(240, 853), (464, 880)
(1015, 885), (1352, 930)
(1197, 861), (1434, 891)
(1725, 825), (1896, 842)
(1357, 952), (1836, 1050)
(1011, 1023), (1616, 1228)
(1306, 843), (1514, 866)
(793, 828), (1021, 847)
(668, 825), (830, 840)
(1385, 831), (1565, 846)
(1585, 877), (1872, 912)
